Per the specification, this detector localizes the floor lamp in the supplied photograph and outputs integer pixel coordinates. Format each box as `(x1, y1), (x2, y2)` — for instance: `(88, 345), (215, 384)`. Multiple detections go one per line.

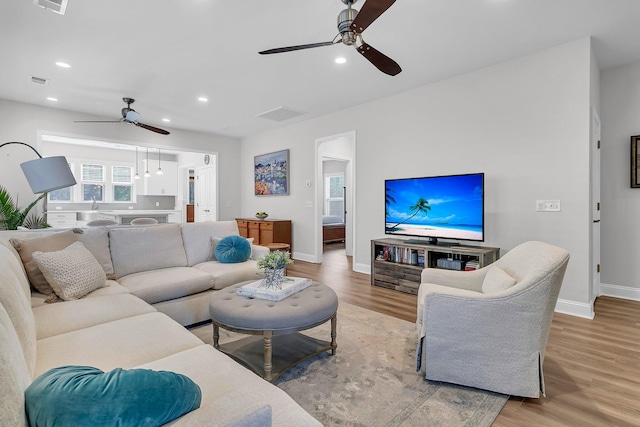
(0, 141), (76, 193)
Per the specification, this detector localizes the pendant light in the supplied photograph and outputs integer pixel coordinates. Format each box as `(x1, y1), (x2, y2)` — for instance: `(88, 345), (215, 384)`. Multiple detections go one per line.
(134, 147), (141, 179)
(144, 147), (151, 177)
(156, 148), (163, 175)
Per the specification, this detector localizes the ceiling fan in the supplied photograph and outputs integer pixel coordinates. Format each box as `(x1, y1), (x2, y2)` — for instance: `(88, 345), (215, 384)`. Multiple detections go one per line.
(74, 98), (170, 135)
(259, 0), (401, 76)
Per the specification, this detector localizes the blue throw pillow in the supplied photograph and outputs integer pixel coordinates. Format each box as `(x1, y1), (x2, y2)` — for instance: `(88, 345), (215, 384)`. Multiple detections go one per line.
(214, 235), (252, 263)
(25, 366), (202, 427)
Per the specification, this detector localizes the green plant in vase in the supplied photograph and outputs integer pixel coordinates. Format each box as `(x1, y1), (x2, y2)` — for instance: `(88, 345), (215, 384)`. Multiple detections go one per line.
(0, 185), (50, 230)
(257, 250), (293, 290)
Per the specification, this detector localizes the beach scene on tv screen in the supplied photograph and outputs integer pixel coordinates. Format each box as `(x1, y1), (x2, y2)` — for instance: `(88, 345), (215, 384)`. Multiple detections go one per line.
(385, 174), (483, 241)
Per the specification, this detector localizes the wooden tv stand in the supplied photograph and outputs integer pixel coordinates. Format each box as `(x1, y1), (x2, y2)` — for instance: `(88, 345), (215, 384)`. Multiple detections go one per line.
(371, 238), (500, 295)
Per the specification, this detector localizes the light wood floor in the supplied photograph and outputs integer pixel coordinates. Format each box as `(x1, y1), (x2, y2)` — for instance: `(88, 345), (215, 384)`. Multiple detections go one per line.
(287, 243), (640, 427)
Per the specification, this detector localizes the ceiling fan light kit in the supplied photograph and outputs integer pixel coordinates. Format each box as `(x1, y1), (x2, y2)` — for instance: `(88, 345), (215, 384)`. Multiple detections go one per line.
(259, 0), (401, 76)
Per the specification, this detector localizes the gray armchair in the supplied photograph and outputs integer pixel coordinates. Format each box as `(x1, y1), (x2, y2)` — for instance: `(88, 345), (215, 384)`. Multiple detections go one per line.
(416, 241), (569, 398)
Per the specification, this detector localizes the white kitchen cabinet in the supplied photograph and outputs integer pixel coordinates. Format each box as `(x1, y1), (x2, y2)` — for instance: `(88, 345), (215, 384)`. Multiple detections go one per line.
(142, 160), (178, 196)
(46, 212), (76, 228)
(167, 212), (182, 223)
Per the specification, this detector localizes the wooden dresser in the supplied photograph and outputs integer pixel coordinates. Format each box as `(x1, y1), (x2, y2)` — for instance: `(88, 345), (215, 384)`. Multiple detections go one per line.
(236, 218), (292, 250)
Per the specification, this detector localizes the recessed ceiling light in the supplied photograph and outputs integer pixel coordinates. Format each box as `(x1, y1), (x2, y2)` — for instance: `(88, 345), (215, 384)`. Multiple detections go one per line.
(198, 97), (208, 102)
(46, 97), (58, 102)
(55, 61), (71, 68)
(162, 118), (170, 122)
(335, 57), (347, 64)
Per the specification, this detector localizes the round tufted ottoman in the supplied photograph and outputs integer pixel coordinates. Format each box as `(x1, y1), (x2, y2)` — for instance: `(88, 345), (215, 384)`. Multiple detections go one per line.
(209, 280), (338, 382)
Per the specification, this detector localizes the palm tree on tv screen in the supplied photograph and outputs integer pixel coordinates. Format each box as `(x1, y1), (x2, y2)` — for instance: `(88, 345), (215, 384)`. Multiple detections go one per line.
(385, 187), (396, 217)
(388, 197), (431, 230)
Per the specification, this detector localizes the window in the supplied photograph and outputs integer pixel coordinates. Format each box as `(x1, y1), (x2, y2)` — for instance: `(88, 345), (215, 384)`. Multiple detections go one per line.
(81, 163), (104, 202)
(48, 162), (74, 202)
(325, 174), (344, 220)
(112, 166), (133, 202)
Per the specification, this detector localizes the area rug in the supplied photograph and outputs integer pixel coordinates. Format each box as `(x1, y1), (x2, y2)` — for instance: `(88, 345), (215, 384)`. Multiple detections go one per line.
(190, 302), (508, 427)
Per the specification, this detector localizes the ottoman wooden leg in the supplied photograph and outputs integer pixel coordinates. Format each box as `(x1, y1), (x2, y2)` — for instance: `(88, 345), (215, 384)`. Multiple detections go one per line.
(264, 330), (273, 381)
(213, 324), (220, 349)
(331, 313), (337, 355)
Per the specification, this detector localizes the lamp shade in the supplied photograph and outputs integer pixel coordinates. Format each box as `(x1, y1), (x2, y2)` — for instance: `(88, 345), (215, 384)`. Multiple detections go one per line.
(20, 156), (77, 193)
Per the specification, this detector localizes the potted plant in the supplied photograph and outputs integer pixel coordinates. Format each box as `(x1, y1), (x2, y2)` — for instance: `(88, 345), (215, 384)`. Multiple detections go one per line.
(256, 250), (293, 290)
(0, 185), (50, 230)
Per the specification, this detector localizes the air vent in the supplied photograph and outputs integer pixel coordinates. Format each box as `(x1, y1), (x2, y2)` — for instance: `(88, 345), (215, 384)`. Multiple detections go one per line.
(256, 106), (306, 122)
(30, 76), (49, 85)
(33, 0), (68, 15)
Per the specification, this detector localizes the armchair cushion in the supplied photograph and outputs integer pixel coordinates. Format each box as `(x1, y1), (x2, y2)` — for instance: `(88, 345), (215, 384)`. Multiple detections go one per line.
(481, 266), (516, 294)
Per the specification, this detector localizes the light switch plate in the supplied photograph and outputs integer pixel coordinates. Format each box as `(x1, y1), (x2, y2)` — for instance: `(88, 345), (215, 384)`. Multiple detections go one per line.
(536, 200), (561, 212)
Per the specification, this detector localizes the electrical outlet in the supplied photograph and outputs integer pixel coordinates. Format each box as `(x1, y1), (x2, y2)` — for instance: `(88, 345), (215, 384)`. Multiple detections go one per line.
(155, 202), (160, 207)
(536, 200), (561, 212)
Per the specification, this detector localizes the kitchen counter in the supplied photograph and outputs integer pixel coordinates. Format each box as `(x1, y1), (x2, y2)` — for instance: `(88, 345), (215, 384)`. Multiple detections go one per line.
(45, 210), (183, 228)
(47, 210), (181, 214)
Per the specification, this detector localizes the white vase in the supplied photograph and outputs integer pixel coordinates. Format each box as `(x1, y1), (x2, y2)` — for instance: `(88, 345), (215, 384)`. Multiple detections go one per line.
(260, 268), (285, 290)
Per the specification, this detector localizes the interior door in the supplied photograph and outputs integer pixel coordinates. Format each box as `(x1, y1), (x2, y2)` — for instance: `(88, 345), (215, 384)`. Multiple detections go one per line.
(195, 165), (216, 222)
(591, 108), (601, 302)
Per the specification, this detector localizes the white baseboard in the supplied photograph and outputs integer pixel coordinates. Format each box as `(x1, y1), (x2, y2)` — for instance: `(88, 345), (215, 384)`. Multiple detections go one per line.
(554, 298), (594, 319)
(354, 262), (370, 275)
(599, 282), (640, 301)
(292, 252), (318, 264)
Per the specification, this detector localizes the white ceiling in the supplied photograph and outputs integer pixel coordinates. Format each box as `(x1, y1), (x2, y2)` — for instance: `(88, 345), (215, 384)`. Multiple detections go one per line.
(1, 0), (639, 139)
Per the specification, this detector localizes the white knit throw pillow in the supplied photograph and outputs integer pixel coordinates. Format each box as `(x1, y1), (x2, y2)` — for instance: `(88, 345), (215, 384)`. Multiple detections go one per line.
(32, 242), (107, 301)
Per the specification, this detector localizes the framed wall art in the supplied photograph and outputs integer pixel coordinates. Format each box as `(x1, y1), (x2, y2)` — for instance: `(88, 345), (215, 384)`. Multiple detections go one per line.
(254, 149), (290, 196)
(631, 136), (640, 188)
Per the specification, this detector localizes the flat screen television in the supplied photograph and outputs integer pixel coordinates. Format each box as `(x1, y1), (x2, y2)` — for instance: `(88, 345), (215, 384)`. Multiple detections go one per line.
(385, 173), (484, 245)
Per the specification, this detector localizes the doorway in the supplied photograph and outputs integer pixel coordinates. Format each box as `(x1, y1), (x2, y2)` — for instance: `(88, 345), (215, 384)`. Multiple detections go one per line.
(195, 165), (217, 222)
(315, 131), (356, 265)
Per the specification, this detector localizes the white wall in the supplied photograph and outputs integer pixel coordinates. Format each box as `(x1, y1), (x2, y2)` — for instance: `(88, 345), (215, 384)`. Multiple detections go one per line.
(600, 61), (640, 301)
(241, 38), (595, 314)
(0, 100), (242, 220)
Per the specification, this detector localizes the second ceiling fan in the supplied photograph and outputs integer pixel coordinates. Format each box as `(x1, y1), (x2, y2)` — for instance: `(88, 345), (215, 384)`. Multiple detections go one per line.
(75, 98), (170, 135)
(259, 0), (401, 76)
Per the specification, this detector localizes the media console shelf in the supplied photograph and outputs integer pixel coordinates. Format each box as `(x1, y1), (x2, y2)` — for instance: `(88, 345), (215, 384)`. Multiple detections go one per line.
(371, 238), (500, 295)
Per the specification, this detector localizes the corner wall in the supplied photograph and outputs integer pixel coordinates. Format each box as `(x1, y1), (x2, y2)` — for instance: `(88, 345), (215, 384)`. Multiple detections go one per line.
(600, 61), (640, 301)
(241, 38), (594, 315)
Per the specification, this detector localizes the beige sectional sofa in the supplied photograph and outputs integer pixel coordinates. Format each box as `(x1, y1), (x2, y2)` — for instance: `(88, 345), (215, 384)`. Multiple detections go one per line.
(0, 221), (321, 426)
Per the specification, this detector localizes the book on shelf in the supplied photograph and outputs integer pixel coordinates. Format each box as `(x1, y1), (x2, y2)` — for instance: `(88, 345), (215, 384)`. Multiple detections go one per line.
(464, 260), (480, 271)
(376, 244), (425, 267)
(236, 276), (312, 301)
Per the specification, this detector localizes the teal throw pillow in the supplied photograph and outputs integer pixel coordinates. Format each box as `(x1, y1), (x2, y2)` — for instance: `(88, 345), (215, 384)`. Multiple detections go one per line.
(214, 235), (252, 263)
(25, 365), (202, 427)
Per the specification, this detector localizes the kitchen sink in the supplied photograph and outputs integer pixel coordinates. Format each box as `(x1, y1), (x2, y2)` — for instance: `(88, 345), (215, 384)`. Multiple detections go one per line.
(76, 211), (99, 221)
